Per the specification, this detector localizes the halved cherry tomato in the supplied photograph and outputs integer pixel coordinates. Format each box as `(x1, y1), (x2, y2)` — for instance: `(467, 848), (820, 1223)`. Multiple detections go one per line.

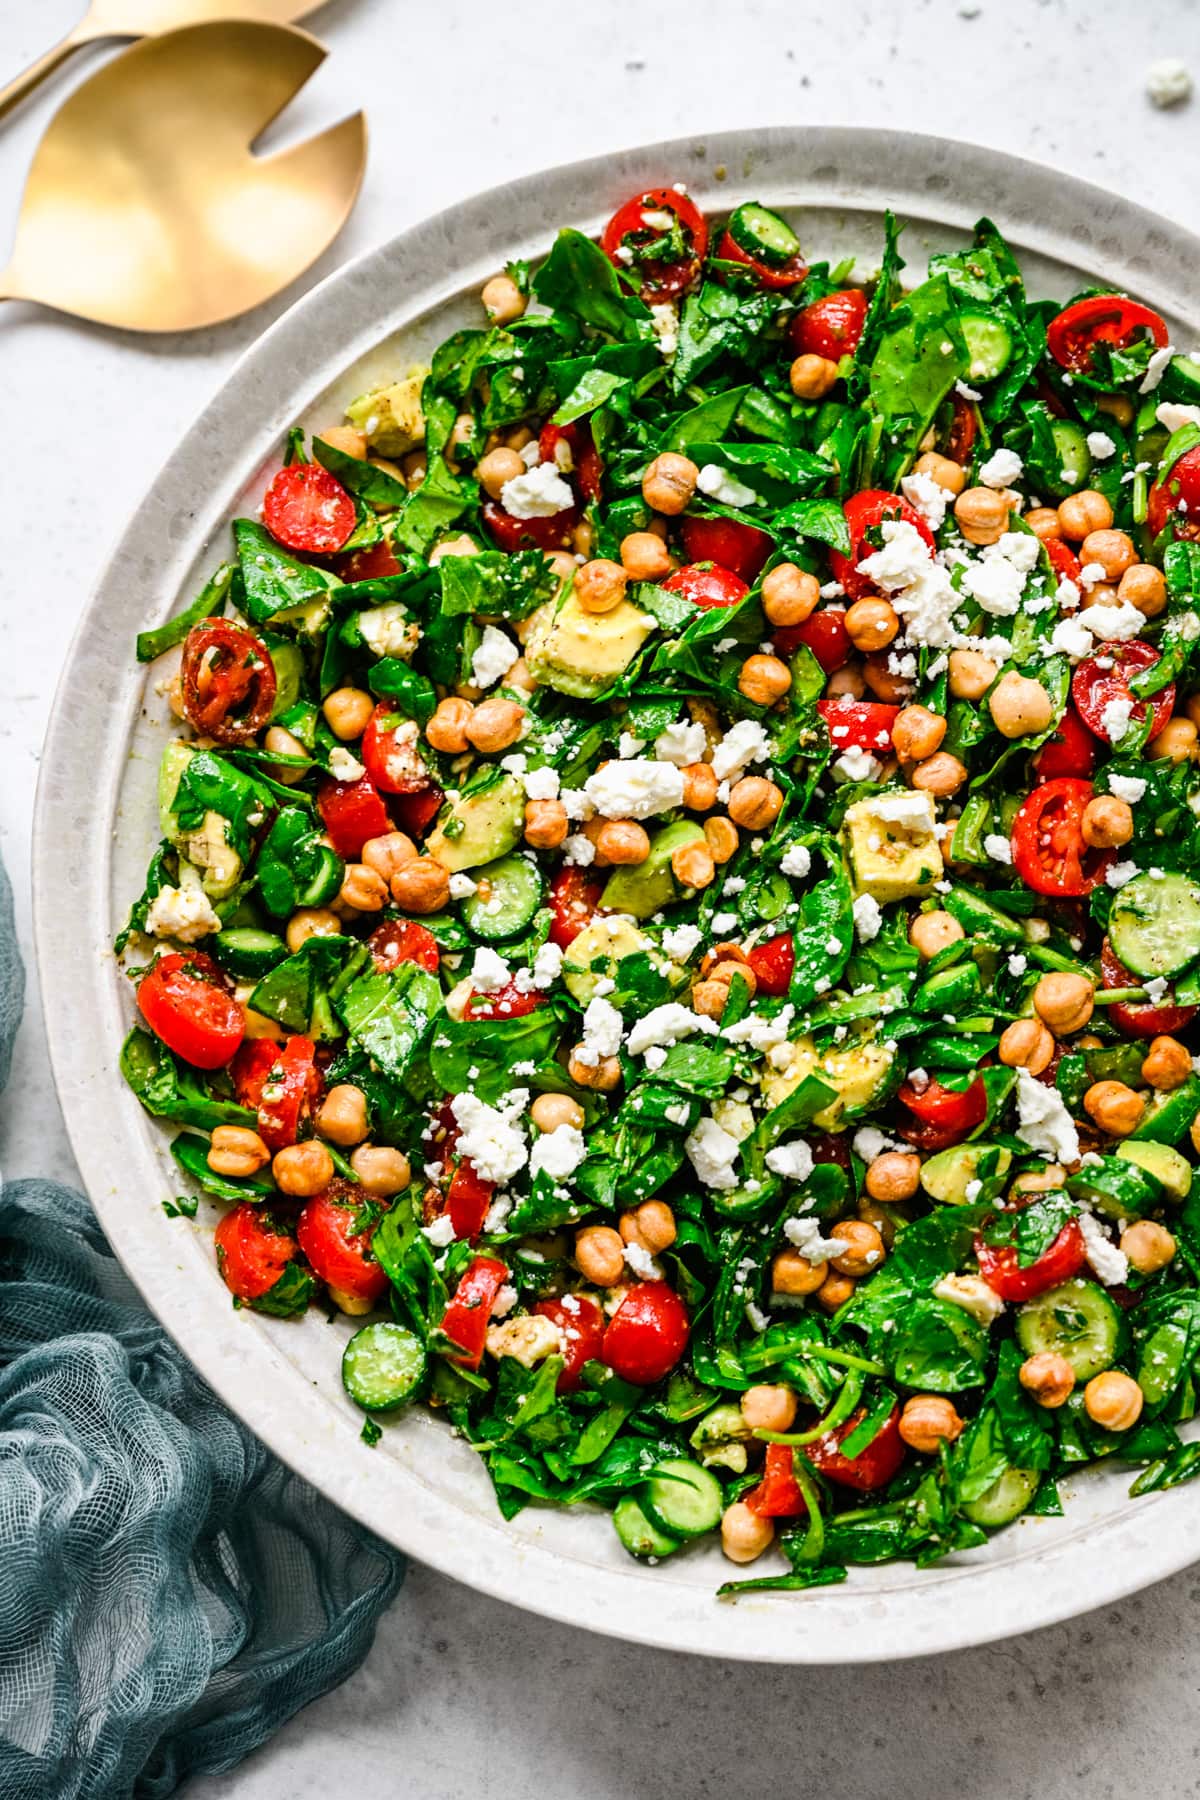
(361, 702), (432, 795)
(231, 1034), (319, 1152)
(661, 561), (750, 610)
(816, 698), (899, 754)
(1044, 537), (1083, 586)
(747, 932), (795, 998)
(946, 392), (977, 465)
(1032, 705), (1095, 782)
(548, 866), (604, 949)
(138, 951), (244, 1070)
(600, 187), (709, 301)
(804, 1403), (905, 1492)
(602, 1282), (690, 1385)
(897, 1075), (987, 1150)
(773, 609), (850, 672)
(538, 420), (603, 503)
(746, 1443), (808, 1518)
(534, 1293), (606, 1393)
(716, 227), (806, 292)
(1072, 642), (1174, 747)
(391, 786), (444, 839)
(441, 1255), (509, 1369)
(1101, 939), (1199, 1039)
(464, 981), (546, 1021)
(829, 490), (935, 601)
(481, 498), (579, 554)
(263, 463), (356, 555)
(368, 918), (440, 974)
(1046, 294), (1168, 375)
(296, 1182), (389, 1305)
(1147, 445), (1200, 542)
(317, 775), (392, 860)
(976, 1217), (1086, 1302)
(180, 619), (277, 746)
(446, 1158), (495, 1243)
(215, 1203), (297, 1302)
(336, 538), (402, 582)
(789, 288), (868, 362)
(680, 514), (773, 583)
(1011, 777), (1113, 897)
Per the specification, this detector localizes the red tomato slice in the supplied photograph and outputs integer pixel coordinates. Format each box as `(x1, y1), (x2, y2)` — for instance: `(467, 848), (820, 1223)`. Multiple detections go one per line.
(745, 1442), (808, 1518)
(548, 866), (604, 949)
(447, 1158), (495, 1243)
(1046, 294), (1169, 374)
(816, 698), (900, 754)
(534, 1293), (606, 1393)
(773, 609), (849, 672)
(463, 981), (546, 1021)
(1032, 705), (1096, 782)
(481, 498), (579, 554)
(231, 1034), (319, 1152)
(897, 1076), (987, 1150)
(390, 785), (444, 839)
(602, 1282), (690, 1385)
(1101, 939), (1199, 1039)
(804, 1404), (905, 1492)
(317, 775), (392, 860)
(215, 1203), (297, 1302)
(789, 288), (868, 362)
(180, 619), (277, 746)
(1072, 642), (1174, 747)
(829, 490), (935, 601)
(336, 538), (402, 583)
(538, 420), (603, 503)
(138, 951), (244, 1071)
(442, 1256), (509, 1369)
(263, 463), (356, 555)
(368, 918), (440, 974)
(661, 562), (750, 610)
(716, 227), (806, 292)
(1044, 537), (1083, 586)
(1147, 445), (1200, 542)
(747, 932), (795, 998)
(976, 1218), (1086, 1302)
(296, 1183), (389, 1305)
(679, 514), (773, 583)
(361, 702), (432, 795)
(946, 392), (977, 465)
(1011, 777), (1113, 897)
(600, 186), (709, 301)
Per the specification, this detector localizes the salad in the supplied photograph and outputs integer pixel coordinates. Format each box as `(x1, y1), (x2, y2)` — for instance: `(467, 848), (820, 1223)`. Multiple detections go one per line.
(121, 186), (1200, 1594)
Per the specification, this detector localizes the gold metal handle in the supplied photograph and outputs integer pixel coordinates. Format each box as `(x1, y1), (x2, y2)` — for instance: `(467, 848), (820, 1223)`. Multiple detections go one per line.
(0, 24), (100, 127)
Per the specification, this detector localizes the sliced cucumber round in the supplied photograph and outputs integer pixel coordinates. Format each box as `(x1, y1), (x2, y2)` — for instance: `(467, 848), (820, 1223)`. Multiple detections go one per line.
(210, 926), (289, 980)
(612, 1494), (682, 1561)
(959, 309), (1013, 382)
(342, 1321), (426, 1413)
(1049, 419), (1091, 495)
(299, 844), (344, 908)
(459, 852), (544, 943)
(962, 1465), (1039, 1528)
(641, 1457), (724, 1539)
(1015, 1277), (1123, 1382)
(727, 202), (801, 267)
(1108, 870), (1200, 980)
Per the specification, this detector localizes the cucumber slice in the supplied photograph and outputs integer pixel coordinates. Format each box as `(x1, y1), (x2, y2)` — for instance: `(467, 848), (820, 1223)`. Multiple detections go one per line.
(210, 927), (289, 980)
(300, 844), (344, 908)
(962, 1465), (1039, 1528)
(959, 310), (1013, 381)
(1049, 419), (1091, 495)
(613, 1495), (683, 1560)
(1067, 1155), (1163, 1221)
(459, 852), (544, 943)
(727, 202), (801, 267)
(341, 1321), (426, 1413)
(1108, 870), (1200, 980)
(641, 1457), (724, 1538)
(1160, 353), (1200, 407)
(1015, 1278), (1123, 1382)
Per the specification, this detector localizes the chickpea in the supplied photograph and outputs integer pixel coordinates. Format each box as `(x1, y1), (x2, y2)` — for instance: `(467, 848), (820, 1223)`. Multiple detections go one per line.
(1149, 716), (1199, 763)
(319, 424), (368, 460)
(390, 857), (451, 915)
(620, 531), (673, 581)
(827, 662), (866, 700)
(477, 447), (525, 500)
(429, 533), (481, 565)
(568, 1050), (622, 1092)
(1118, 562), (1167, 617)
(339, 863), (389, 912)
(1083, 1370), (1144, 1432)
(1074, 799), (1132, 861)
(911, 751), (968, 796)
(891, 705), (946, 763)
(913, 450), (967, 496)
(671, 839), (716, 889)
(642, 452), (699, 516)
(524, 799), (570, 850)
(207, 1125), (271, 1178)
(572, 519), (595, 558)
(1141, 1035), (1192, 1091)
(815, 1270), (856, 1313)
(844, 597), (900, 654)
(908, 910), (964, 960)
(899, 1394), (965, 1453)
(738, 653), (793, 706)
(954, 486), (1009, 546)
(704, 954), (757, 1000)
(317, 1083), (370, 1147)
(1120, 1219), (1176, 1279)
(575, 558), (629, 616)
(1033, 971), (1094, 1036)
(264, 724), (309, 784)
(443, 413), (474, 469)
(362, 831), (417, 884)
(481, 273), (526, 325)
(721, 1500), (775, 1565)
(272, 1140), (334, 1197)
(864, 652), (912, 702)
(865, 1151), (921, 1203)
(506, 657), (536, 693)
(682, 762), (718, 811)
(947, 649), (998, 702)
(466, 697), (525, 754)
(789, 352), (839, 400)
(286, 907), (341, 953)
(349, 1144), (411, 1197)
(574, 1224), (625, 1286)
(1025, 506), (1062, 542)
(426, 696), (474, 754)
(1083, 1079), (1145, 1137)
(593, 819), (649, 867)
(761, 562), (820, 626)
(1057, 488), (1113, 541)
(830, 1219), (885, 1278)
(998, 1018), (1056, 1076)
(692, 979), (731, 1021)
(526, 1095), (582, 1138)
(1019, 1351), (1076, 1409)
(740, 1384), (798, 1434)
(989, 671), (1053, 739)
(1009, 1165), (1068, 1202)
(1080, 527), (1136, 582)
(771, 1249), (825, 1296)
(727, 776), (784, 830)
(322, 686), (374, 741)
(620, 1200), (677, 1255)
(858, 1195), (900, 1246)
(402, 450), (428, 492)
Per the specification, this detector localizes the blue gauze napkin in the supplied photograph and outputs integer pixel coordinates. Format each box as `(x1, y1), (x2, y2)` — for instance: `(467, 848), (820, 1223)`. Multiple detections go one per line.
(0, 857), (405, 1799)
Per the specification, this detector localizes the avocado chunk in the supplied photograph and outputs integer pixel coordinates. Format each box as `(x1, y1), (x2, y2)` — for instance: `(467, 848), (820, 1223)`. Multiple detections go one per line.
(842, 790), (943, 904)
(265, 638), (305, 718)
(526, 590), (654, 699)
(762, 1029), (897, 1130)
(563, 915), (651, 1004)
(601, 820), (706, 921)
(345, 371), (427, 456)
(157, 742), (242, 899)
(920, 1143), (1012, 1205)
(1117, 1139), (1193, 1201)
(426, 771), (524, 873)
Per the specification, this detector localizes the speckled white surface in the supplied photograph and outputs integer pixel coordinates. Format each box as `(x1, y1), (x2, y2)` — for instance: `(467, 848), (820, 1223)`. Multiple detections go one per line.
(4, 0), (1200, 1790)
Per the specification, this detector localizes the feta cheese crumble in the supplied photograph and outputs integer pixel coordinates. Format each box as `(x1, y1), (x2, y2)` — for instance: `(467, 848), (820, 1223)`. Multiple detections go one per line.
(625, 1003), (718, 1057)
(1014, 1067), (1080, 1163)
(684, 1116), (742, 1190)
(529, 1123), (586, 1182)
(978, 447), (1023, 488)
(852, 892), (883, 942)
(654, 719), (708, 767)
(144, 883), (222, 944)
(1079, 1212), (1130, 1286)
(471, 623), (520, 689)
(711, 719), (771, 781)
(697, 463), (759, 508)
(1146, 57), (1193, 108)
(500, 461), (575, 519)
(583, 758), (685, 820)
(450, 1091), (529, 1184)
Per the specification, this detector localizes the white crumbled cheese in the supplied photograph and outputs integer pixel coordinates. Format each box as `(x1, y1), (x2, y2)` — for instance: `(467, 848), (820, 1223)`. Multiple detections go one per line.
(955, 376), (983, 399)
(852, 1125), (891, 1163)
(519, 440), (542, 468)
(500, 753), (528, 778)
(1076, 598), (1147, 642)
(872, 790), (936, 827)
(1106, 859), (1140, 889)
(1144, 975), (1171, 1003)
(710, 912), (738, 935)
(470, 946), (511, 992)
(1078, 562), (1108, 591)
(471, 623), (520, 689)
(745, 1300), (771, 1334)
(522, 765), (561, 800)
(852, 892), (883, 942)
(1108, 773), (1147, 804)
(662, 921), (703, 961)
(834, 747), (881, 784)
(617, 732), (645, 760)
(584, 758), (685, 820)
(500, 462), (574, 518)
(856, 520), (960, 648)
(448, 873), (478, 900)
(563, 833), (596, 866)
(1100, 695), (1135, 745)
(820, 580), (845, 599)
(934, 1273), (1006, 1326)
(144, 883), (222, 944)
(961, 555), (1025, 618)
(697, 463), (760, 508)
(1049, 615), (1095, 661)
(1139, 344), (1176, 394)
(711, 718), (772, 781)
(724, 1004), (795, 1054)
(685, 1116), (742, 1190)
(450, 1090), (529, 1184)
(1085, 431), (1117, 461)
(529, 1123), (586, 1182)
(574, 996), (624, 1069)
(782, 1215), (850, 1265)
(780, 843), (812, 879)
(1146, 56), (1193, 106)
(1156, 400), (1200, 434)
(665, 1102), (692, 1127)
(649, 301), (679, 358)
(560, 787), (595, 821)
(1079, 1211), (1130, 1286)
(978, 447), (1023, 488)
(1007, 953), (1028, 976)
(654, 719), (708, 767)
(1014, 1066), (1080, 1163)
(623, 1239), (664, 1281)
(900, 468), (951, 530)
(490, 1284), (519, 1320)
(328, 746), (366, 782)
(422, 1215), (456, 1248)
(764, 1139), (815, 1182)
(358, 602), (418, 660)
(520, 941), (562, 992)
(983, 832), (1013, 865)
(625, 1003), (718, 1057)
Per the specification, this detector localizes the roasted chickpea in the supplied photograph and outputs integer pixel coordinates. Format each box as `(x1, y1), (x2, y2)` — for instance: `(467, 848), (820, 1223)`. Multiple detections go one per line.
(1033, 971), (1095, 1036)
(319, 424), (368, 460)
(738, 654), (793, 706)
(989, 671), (1053, 739)
(911, 751), (968, 796)
(465, 697), (525, 753)
(908, 910), (964, 960)
(1019, 1351), (1076, 1409)
(998, 1018), (1056, 1075)
(771, 1248), (826, 1296)
(1083, 1370), (1144, 1432)
(481, 273), (526, 325)
(913, 450), (967, 496)
(727, 777), (784, 830)
(642, 451), (699, 516)
(844, 597), (900, 654)
(865, 1151), (921, 1203)
(671, 838), (717, 889)
(575, 558), (628, 615)
(1149, 716), (1199, 763)
(1083, 1079), (1145, 1137)
(477, 446), (525, 500)
(272, 1140), (334, 1197)
(761, 562), (820, 626)
(1080, 793), (1134, 850)
(339, 863), (389, 913)
(891, 705), (946, 762)
(322, 686), (374, 741)
(263, 724), (309, 784)
(524, 800), (569, 850)
(1057, 488), (1113, 540)
(401, 449), (428, 491)
(899, 1395), (965, 1453)
(1141, 1035), (1192, 1091)
(349, 1144), (411, 1197)
(1009, 1165), (1068, 1202)
(506, 657), (536, 693)
(362, 831), (417, 884)
(426, 696), (474, 753)
(285, 907), (341, 953)
(620, 531), (673, 581)
(530, 1093), (585, 1134)
(947, 649), (997, 702)
(390, 857), (451, 915)
(699, 817), (737, 867)
(207, 1125), (271, 1178)
(954, 486), (1009, 545)
(620, 1200), (677, 1255)
(1080, 527), (1136, 582)
(317, 1083), (370, 1147)
(692, 978), (733, 1020)
(826, 662), (867, 700)
(1025, 506), (1062, 541)
(831, 1219), (886, 1278)
(789, 353), (839, 399)
(862, 653), (912, 702)
(721, 1501), (775, 1565)
(595, 819), (650, 865)
(1121, 1219), (1176, 1275)
(740, 1384), (798, 1434)
(574, 1224), (625, 1286)
(567, 1050), (622, 1092)
(682, 762), (719, 811)
(815, 1269), (857, 1312)
(1118, 562), (1168, 617)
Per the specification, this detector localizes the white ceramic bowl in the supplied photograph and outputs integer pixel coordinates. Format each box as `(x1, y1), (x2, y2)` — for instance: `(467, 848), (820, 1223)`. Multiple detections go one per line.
(36, 128), (1200, 1662)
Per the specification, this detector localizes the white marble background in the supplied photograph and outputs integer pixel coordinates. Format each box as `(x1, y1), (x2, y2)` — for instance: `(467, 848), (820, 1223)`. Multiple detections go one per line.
(3, 0), (1200, 1792)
